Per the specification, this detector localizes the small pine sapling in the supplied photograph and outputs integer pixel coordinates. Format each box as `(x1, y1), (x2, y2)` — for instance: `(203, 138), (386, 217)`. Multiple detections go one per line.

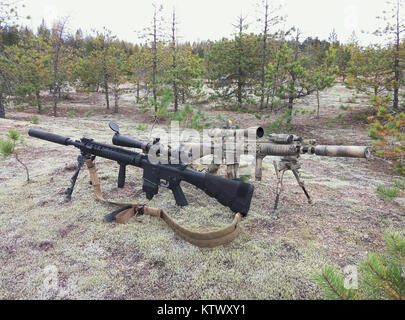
(314, 232), (405, 300)
(0, 129), (30, 181)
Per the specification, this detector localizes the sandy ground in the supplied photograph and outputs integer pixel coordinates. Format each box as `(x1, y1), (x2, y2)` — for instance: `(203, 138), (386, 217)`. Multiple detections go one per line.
(0, 84), (404, 300)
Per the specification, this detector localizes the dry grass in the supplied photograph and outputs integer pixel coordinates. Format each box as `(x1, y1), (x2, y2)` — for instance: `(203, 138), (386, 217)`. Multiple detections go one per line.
(0, 84), (404, 300)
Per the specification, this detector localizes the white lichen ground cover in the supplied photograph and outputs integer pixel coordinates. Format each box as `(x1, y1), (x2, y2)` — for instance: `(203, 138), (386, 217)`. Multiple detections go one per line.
(0, 84), (404, 299)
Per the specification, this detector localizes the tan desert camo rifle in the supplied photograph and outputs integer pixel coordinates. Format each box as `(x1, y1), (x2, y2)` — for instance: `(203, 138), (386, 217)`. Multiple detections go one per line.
(178, 123), (371, 216)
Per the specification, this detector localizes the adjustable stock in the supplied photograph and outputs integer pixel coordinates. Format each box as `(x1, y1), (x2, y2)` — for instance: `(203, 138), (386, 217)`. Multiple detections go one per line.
(203, 174), (254, 216)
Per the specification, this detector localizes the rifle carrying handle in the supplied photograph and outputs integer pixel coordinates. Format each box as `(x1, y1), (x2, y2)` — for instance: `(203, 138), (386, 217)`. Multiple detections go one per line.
(118, 164), (126, 188)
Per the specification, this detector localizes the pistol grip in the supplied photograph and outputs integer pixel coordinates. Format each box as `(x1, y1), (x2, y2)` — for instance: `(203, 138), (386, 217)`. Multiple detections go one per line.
(171, 184), (188, 207)
(118, 164), (126, 188)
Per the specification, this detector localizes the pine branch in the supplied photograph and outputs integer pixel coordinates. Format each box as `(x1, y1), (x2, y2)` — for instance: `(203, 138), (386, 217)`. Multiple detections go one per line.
(321, 271), (345, 300)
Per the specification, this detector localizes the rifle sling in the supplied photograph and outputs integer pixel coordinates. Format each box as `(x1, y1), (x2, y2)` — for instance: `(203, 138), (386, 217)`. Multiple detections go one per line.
(85, 159), (243, 248)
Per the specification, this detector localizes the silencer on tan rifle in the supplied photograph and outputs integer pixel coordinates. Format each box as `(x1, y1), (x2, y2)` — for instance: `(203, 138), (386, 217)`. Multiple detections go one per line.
(208, 127), (264, 139)
(314, 146), (371, 159)
(258, 144), (298, 156)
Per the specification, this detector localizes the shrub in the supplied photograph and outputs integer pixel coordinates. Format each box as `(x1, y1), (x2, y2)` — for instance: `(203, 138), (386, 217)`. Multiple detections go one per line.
(39, 106), (51, 114)
(0, 139), (14, 157)
(136, 124), (149, 132)
(239, 175), (251, 182)
(0, 129), (30, 181)
(85, 110), (94, 118)
(314, 232), (405, 300)
(368, 98), (405, 175)
(31, 115), (39, 124)
(376, 184), (399, 201)
(267, 109), (292, 134)
(67, 110), (77, 118)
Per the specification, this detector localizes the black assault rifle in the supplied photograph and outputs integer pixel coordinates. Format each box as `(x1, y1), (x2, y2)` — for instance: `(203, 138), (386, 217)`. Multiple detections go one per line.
(28, 128), (254, 216)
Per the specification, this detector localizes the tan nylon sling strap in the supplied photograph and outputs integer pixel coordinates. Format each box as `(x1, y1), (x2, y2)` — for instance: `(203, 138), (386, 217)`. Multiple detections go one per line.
(85, 159), (243, 248)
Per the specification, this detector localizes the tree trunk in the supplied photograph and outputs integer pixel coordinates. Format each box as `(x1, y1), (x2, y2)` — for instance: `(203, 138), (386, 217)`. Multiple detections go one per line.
(36, 91), (42, 113)
(114, 88), (119, 113)
(152, 7), (158, 109)
(15, 153), (30, 182)
(260, 0), (269, 111)
(51, 19), (67, 117)
(237, 78), (242, 110)
(52, 43), (61, 117)
(286, 30), (300, 126)
(316, 90), (320, 119)
(52, 90), (58, 116)
(0, 91), (5, 119)
(236, 16), (245, 111)
(104, 73), (110, 110)
(287, 96), (294, 125)
(172, 10), (179, 112)
(136, 81), (140, 103)
(266, 93), (271, 112)
(393, 20), (400, 108)
(393, 0), (400, 109)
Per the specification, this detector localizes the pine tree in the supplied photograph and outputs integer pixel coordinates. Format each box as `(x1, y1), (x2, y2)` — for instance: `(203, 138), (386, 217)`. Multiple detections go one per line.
(170, 9), (179, 111)
(266, 29), (336, 125)
(256, 0), (282, 110)
(206, 19), (260, 110)
(0, 1), (24, 118)
(107, 43), (129, 113)
(8, 34), (52, 113)
(368, 99), (405, 175)
(139, 3), (166, 111)
(50, 18), (70, 116)
(346, 45), (392, 97)
(314, 232), (405, 300)
(0, 129), (30, 181)
(374, 0), (405, 109)
(93, 28), (116, 110)
(127, 45), (149, 103)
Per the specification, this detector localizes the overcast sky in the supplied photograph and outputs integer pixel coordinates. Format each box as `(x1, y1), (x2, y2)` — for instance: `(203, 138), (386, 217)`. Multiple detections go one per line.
(19, 0), (390, 45)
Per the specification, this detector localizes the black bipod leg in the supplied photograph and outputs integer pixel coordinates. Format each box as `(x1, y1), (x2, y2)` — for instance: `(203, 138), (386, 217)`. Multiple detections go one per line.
(273, 161), (286, 219)
(65, 155), (86, 202)
(292, 169), (313, 205)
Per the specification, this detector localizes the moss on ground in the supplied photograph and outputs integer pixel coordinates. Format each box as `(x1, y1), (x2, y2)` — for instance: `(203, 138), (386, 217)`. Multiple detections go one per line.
(1, 87), (404, 299)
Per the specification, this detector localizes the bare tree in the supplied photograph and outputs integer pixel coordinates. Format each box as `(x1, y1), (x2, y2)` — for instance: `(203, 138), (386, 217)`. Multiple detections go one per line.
(233, 14), (248, 110)
(51, 17), (69, 117)
(256, 0), (283, 110)
(96, 28), (116, 110)
(171, 8), (179, 111)
(374, 0), (405, 109)
(140, 3), (165, 111)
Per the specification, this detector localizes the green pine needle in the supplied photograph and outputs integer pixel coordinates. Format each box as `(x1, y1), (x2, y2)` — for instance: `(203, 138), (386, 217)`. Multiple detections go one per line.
(0, 139), (14, 158)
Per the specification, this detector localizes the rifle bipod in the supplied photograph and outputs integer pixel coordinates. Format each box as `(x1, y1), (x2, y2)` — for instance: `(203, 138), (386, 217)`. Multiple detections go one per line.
(65, 154), (94, 202)
(273, 157), (312, 218)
